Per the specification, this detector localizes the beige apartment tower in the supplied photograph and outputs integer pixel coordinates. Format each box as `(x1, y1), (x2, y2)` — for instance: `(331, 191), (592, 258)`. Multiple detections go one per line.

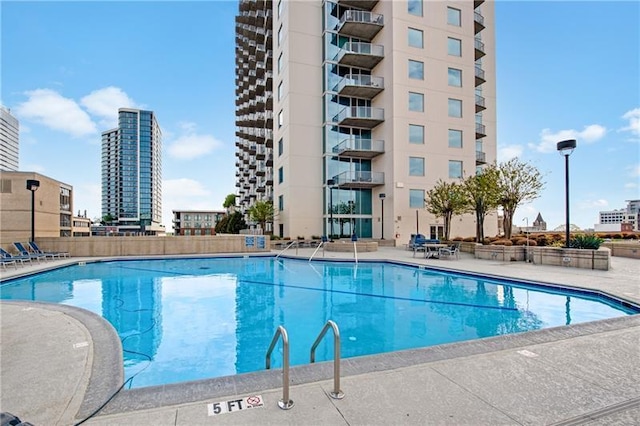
(235, 0), (497, 241)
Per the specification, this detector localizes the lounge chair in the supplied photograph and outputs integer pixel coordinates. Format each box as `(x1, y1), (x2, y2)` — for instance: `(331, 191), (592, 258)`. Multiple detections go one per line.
(1, 258), (18, 269)
(439, 243), (460, 260)
(0, 248), (32, 265)
(13, 242), (49, 262)
(28, 241), (70, 258)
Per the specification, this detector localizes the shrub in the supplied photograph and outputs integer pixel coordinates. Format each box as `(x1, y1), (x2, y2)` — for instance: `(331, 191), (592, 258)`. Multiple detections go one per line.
(535, 235), (550, 247)
(570, 234), (603, 249)
(452, 236), (463, 241)
(271, 235), (281, 240)
(463, 236), (476, 242)
(491, 239), (513, 246)
(611, 233), (623, 240)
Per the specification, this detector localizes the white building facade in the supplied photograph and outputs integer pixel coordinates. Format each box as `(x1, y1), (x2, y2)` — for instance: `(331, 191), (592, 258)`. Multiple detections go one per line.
(0, 106), (19, 172)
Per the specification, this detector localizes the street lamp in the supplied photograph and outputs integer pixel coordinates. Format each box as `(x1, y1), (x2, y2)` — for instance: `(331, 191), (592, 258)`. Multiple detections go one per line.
(327, 179), (335, 242)
(557, 139), (577, 248)
(26, 179), (40, 242)
(379, 193), (386, 239)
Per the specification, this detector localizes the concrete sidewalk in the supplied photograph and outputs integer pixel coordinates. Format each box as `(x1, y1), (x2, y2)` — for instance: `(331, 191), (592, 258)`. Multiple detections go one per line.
(1, 249), (639, 425)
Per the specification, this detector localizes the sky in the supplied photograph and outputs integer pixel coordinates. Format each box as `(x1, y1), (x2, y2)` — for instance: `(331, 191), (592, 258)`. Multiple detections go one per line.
(2, 0), (639, 232)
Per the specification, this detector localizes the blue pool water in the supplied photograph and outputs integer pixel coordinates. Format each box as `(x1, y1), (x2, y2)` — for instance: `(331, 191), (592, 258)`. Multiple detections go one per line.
(0, 257), (636, 388)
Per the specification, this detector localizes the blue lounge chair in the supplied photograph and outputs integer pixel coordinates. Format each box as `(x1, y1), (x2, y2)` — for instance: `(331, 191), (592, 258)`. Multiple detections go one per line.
(28, 241), (69, 258)
(0, 248), (32, 265)
(1, 258), (18, 269)
(13, 242), (48, 262)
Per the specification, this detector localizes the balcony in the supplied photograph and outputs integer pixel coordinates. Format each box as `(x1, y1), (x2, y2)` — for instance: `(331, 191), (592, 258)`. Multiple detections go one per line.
(474, 38), (486, 60)
(476, 123), (487, 138)
(476, 150), (487, 165)
(335, 42), (384, 69)
(338, 0), (378, 10)
(474, 0), (485, 8)
(475, 94), (486, 112)
(474, 11), (485, 34)
(475, 66), (486, 86)
(334, 74), (384, 99)
(337, 10), (383, 40)
(332, 138), (384, 159)
(332, 170), (384, 189)
(333, 106), (384, 128)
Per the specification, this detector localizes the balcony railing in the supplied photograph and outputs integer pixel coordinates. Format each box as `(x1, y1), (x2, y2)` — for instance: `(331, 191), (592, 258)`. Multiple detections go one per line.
(332, 138), (384, 158)
(475, 94), (486, 112)
(338, 10), (383, 39)
(476, 150), (487, 164)
(474, 11), (485, 33)
(476, 123), (487, 137)
(333, 106), (384, 128)
(474, 38), (486, 60)
(332, 171), (384, 188)
(335, 42), (384, 69)
(475, 66), (486, 85)
(338, 0), (378, 10)
(334, 74), (384, 98)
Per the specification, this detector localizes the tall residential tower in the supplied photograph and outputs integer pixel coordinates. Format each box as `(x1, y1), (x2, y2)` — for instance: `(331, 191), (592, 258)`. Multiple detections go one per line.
(235, 0), (497, 241)
(101, 108), (163, 234)
(0, 106), (19, 171)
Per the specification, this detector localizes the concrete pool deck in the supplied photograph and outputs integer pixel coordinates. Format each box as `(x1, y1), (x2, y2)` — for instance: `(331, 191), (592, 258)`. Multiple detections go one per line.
(1, 247), (639, 425)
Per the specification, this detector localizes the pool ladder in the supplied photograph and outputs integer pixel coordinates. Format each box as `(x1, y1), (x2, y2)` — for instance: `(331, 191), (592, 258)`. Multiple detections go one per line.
(265, 320), (344, 410)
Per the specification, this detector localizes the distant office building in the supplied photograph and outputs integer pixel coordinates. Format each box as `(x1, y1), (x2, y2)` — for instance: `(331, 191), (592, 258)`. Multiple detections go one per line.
(0, 171), (73, 247)
(597, 199), (639, 232)
(172, 210), (226, 235)
(72, 211), (92, 237)
(0, 106), (19, 171)
(235, 0), (497, 240)
(101, 108), (164, 235)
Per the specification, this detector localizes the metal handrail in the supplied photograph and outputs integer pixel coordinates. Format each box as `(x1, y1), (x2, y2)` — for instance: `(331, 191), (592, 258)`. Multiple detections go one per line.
(310, 320), (344, 399)
(275, 240), (298, 259)
(265, 326), (294, 410)
(309, 241), (325, 262)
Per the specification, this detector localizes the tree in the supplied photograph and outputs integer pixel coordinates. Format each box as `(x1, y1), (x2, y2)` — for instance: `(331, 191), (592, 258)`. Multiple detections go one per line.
(247, 200), (274, 232)
(214, 211), (247, 234)
(223, 194), (236, 210)
(463, 165), (501, 243)
(100, 213), (115, 225)
(497, 158), (545, 239)
(424, 180), (469, 241)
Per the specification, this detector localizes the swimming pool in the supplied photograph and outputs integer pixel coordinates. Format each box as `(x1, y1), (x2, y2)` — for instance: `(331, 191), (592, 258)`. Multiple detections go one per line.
(1, 256), (636, 388)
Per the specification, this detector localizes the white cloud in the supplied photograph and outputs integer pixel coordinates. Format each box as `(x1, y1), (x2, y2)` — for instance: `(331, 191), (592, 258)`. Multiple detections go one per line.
(578, 199), (609, 209)
(531, 124), (607, 153)
(629, 164), (640, 177)
(497, 144), (523, 161)
(163, 178), (218, 232)
(618, 108), (640, 140)
(72, 183), (102, 219)
(166, 124), (223, 159)
(80, 86), (138, 129)
(14, 89), (97, 137)
(624, 182), (638, 189)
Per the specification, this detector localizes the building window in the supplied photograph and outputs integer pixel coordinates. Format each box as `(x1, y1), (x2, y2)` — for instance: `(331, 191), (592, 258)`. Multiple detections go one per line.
(278, 195), (284, 211)
(278, 138), (284, 156)
(448, 98), (462, 117)
(278, 110), (283, 127)
(409, 189), (425, 208)
(278, 25), (283, 46)
(448, 68), (462, 87)
(447, 7), (461, 26)
(408, 27), (423, 48)
(409, 157), (425, 176)
(408, 92), (424, 112)
(278, 166), (284, 183)
(448, 37), (462, 56)
(408, 59), (424, 80)
(408, 0), (422, 16)
(409, 124), (424, 144)
(278, 81), (283, 101)
(448, 129), (463, 148)
(278, 53), (283, 73)
(449, 160), (463, 178)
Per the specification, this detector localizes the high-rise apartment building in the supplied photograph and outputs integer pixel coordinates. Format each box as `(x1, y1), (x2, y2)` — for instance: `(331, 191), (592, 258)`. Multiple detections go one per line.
(0, 106), (20, 171)
(101, 108), (163, 234)
(235, 0), (496, 241)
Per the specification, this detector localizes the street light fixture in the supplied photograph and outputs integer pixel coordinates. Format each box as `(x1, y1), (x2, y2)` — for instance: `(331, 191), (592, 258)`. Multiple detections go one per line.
(379, 193), (386, 240)
(327, 179), (335, 242)
(26, 179), (40, 243)
(557, 139), (577, 248)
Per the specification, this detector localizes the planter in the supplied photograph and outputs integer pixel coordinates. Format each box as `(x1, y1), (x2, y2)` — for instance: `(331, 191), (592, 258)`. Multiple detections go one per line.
(474, 244), (610, 270)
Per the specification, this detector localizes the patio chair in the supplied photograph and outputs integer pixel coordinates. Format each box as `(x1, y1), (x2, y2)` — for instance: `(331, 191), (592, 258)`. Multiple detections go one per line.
(1, 258), (19, 270)
(439, 243), (460, 260)
(0, 248), (32, 265)
(13, 242), (49, 262)
(28, 241), (70, 258)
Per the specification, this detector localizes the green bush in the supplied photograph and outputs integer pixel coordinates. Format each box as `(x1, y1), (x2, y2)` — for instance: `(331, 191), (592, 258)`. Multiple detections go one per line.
(570, 234), (603, 249)
(491, 239), (513, 246)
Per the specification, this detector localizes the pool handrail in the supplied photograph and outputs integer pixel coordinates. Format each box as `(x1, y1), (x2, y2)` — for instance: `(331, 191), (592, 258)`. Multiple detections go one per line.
(308, 240), (325, 262)
(310, 320), (344, 399)
(265, 325), (294, 410)
(275, 240), (298, 259)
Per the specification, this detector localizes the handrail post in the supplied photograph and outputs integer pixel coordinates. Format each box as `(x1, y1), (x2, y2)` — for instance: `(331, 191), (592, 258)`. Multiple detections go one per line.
(310, 320), (344, 399)
(275, 240), (297, 259)
(265, 326), (294, 410)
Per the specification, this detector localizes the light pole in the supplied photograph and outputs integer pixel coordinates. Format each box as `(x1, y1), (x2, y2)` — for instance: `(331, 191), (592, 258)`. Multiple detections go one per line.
(379, 193), (386, 239)
(26, 179), (40, 242)
(327, 179), (335, 241)
(557, 139), (577, 248)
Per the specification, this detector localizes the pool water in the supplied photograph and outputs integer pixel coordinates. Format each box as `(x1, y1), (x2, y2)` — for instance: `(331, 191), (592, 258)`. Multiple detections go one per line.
(0, 257), (636, 388)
